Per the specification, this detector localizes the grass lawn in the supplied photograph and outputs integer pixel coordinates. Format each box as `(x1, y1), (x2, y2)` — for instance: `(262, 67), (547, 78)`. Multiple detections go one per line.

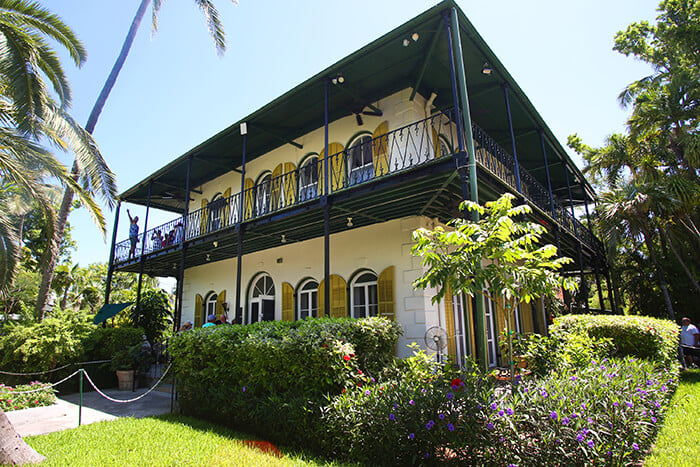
(646, 369), (700, 467)
(25, 414), (338, 466)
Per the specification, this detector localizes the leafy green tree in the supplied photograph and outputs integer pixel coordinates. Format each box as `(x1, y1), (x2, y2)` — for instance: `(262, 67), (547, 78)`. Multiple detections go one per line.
(38, 0), (237, 318)
(412, 194), (577, 374)
(131, 288), (172, 344)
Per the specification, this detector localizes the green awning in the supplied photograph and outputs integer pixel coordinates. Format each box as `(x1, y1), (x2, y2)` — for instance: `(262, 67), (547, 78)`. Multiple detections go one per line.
(93, 302), (133, 324)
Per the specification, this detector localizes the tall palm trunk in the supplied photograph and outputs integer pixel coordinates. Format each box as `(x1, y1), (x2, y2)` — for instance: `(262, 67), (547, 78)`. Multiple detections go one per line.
(643, 229), (675, 321)
(660, 228), (700, 294)
(35, 0), (152, 319)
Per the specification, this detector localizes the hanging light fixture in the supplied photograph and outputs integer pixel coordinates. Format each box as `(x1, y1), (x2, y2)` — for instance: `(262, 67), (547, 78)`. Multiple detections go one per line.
(411, 32), (419, 42)
(347, 217), (353, 227)
(281, 234), (287, 243)
(481, 62), (493, 75)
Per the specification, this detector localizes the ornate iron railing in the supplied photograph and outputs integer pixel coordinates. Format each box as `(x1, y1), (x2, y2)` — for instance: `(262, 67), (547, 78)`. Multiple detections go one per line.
(114, 110), (602, 264)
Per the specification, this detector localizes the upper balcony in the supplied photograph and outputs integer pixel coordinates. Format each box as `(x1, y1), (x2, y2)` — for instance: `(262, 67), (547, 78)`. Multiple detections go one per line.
(113, 110), (602, 271)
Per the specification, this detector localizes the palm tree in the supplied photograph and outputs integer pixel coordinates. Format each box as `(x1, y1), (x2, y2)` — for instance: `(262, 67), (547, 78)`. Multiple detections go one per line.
(597, 181), (676, 320)
(0, 1), (115, 308)
(37, 0), (236, 315)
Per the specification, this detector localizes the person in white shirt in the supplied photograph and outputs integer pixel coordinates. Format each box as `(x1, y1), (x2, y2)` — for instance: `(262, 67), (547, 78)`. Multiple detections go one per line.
(680, 317), (700, 366)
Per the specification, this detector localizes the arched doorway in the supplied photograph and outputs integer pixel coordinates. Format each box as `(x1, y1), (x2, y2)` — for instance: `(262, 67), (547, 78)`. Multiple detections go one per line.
(249, 273), (275, 323)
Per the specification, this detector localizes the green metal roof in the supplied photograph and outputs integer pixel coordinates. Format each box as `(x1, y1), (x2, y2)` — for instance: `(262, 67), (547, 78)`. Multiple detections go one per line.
(120, 0), (594, 213)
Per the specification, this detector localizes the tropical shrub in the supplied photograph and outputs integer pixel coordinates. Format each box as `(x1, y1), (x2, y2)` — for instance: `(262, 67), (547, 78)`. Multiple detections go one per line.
(130, 288), (172, 344)
(169, 317), (401, 446)
(551, 314), (678, 365)
(0, 382), (56, 412)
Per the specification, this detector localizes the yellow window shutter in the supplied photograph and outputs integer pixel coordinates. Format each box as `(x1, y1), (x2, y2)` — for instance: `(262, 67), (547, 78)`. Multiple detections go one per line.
(194, 294), (203, 328)
(199, 199), (208, 235)
(271, 163), (283, 211)
(372, 121), (390, 176)
(282, 282), (294, 321)
(327, 142), (345, 192)
(216, 290), (227, 317)
(495, 297), (507, 346)
(318, 149), (326, 196)
(520, 302), (534, 334)
(222, 188), (231, 227)
(283, 162), (297, 206)
(467, 295), (476, 358)
(443, 284), (457, 359)
(432, 127), (441, 158)
(317, 278), (325, 317)
(244, 178), (254, 219)
(377, 266), (395, 321)
(330, 274), (347, 318)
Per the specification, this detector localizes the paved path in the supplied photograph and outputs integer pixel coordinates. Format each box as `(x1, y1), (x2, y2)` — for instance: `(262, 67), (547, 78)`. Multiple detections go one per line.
(7, 387), (174, 437)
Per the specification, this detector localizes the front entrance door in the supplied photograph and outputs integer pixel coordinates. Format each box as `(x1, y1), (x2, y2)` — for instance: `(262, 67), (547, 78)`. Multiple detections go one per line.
(262, 299), (275, 321)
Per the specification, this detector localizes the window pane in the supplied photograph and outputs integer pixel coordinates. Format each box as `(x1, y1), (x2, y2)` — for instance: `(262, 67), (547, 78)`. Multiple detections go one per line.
(311, 291), (317, 316)
(368, 284), (378, 316)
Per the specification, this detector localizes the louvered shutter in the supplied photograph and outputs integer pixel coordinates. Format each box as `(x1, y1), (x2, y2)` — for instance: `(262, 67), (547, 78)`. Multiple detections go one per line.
(283, 162), (297, 206)
(271, 164), (283, 211)
(199, 199), (208, 235)
(372, 121), (390, 176)
(317, 278), (325, 317)
(443, 284), (457, 359)
(495, 297), (507, 348)
(330, 274), (347, 318)
(244, 178), (254, 219)
(432, 127), (441, 158)
(377, 266), (395, 321)
(222, 188), (231, 227)
(282, 282), (294, 321)
(520, 302), (534, 334)
(194, 294), (203, 328)
(216, 290), (226, 317)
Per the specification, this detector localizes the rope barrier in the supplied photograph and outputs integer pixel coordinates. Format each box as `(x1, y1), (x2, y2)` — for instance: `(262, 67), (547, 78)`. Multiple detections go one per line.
(0, 370), (81, 395)
(0, 359), (112, 376)
(82, 363), (173, 403)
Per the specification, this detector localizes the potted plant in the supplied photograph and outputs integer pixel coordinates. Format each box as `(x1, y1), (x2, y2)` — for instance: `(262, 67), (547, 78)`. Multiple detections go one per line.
(110, 349), (135, 390)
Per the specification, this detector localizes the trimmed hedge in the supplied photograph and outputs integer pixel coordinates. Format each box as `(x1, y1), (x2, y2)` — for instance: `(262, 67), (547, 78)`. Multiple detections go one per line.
(551, 314), (678, 365)
(169, 317), (401, 446)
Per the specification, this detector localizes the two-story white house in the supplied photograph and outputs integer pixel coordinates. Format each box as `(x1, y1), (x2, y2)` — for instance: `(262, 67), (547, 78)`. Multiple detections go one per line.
(104, 1), (611, 369)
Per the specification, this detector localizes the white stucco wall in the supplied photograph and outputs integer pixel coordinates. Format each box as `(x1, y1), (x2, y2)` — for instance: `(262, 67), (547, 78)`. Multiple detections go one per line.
(182, 215), (447, 358)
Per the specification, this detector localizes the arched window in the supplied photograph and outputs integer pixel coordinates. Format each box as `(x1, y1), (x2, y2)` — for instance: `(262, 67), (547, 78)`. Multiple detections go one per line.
(297, 279), (318, 320)
(208, 192), (224, 232)
(204, 291), (218, 323)
(298, 155), (319, 201)
(347, 134), (373, 185)
(438, 134), (452, 158)
(255, 172), (272, 216)
(249, 273), (275, 323)
(350, 271), (378, 318)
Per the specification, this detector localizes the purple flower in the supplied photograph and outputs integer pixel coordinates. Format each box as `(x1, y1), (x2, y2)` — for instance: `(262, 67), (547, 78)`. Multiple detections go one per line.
(654, 401), (661, 408)
(587, 440), (595, 448)
(508, 464), (518, 467)
(370, 377), (375, 383)
(523, 388), (529, 393)
(409, 433), (415, 439)
(439, 413), (445, 420)
(632, 443), (639, 451)
(487, 422), (494, 431)
(570, 412), (578, 419)
(651, 416), (657, 423)
(541, 390), (548, 398)
(562, 417), (570, 426)
(506, 408), (513, 416)
(626, 402), (633, 408)
(422, 388), (426, 393)
(447, 423), (455, 431)
(242, 386), (246, 392)
(490, 402), (498, 410)
(550, 411), (558, 421)
(587, 418), (593, 424)
(661, 385), (667, 392)
(577, 433), (585, 442)
(607, 450), (613, 456)
(570, 376), (578, 381)
(613, 402), (619, 407)
(389, 414), (395, 421)
(365, 390), (371, 396)
(409, 399), (415, 405)
(425, 453), (430, 459)
(393, 403), (398, 409)
(498, 410), (504, 417)
(446, 392), (454, 400)
(581, 403), (587, 410)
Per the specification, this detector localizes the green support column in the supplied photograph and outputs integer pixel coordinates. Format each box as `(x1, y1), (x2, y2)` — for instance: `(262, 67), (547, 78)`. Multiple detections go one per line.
(449, 7), (487, 371)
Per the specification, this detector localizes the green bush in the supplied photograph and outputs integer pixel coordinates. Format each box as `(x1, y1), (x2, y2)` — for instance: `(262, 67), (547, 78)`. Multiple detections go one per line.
(130, 289), (172, 344)
(551, 314), (678, 365)
(0, 381), (56, 412)
(169, 317), (401, 447)
(82, 326), (145, 360)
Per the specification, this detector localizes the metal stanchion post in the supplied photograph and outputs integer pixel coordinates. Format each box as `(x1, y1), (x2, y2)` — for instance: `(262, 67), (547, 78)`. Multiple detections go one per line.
(79, 369), (83, 426)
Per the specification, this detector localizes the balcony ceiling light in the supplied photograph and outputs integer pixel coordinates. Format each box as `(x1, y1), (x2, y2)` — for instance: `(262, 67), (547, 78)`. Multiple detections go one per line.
(481, 62), (493, 75)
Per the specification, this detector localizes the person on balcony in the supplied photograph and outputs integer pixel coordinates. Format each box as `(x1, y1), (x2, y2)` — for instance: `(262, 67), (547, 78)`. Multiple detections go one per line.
(127, 209), (139, 259)
(152, 230), (163, 250)
(174, 222), (184, 243)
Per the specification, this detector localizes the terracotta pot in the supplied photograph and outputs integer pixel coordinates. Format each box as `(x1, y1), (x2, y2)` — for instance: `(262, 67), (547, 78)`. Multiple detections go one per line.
(116, 370), (134, 391)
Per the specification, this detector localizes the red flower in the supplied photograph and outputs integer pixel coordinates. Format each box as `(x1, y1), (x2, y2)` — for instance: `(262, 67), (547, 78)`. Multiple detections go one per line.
(451, 378), (464, 390)
(358, 370), (363, 375)
(343, 355), (351, 361)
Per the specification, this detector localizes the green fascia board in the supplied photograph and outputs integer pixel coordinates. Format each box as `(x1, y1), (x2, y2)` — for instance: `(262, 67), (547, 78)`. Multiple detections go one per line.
(120, 0), (594, 212)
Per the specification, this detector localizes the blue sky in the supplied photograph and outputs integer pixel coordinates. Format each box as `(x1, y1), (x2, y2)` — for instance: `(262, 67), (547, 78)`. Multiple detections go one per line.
(42, 0), (658, 271)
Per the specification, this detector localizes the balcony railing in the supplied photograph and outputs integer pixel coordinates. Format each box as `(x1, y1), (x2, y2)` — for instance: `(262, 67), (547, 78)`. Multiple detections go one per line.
(114, 110), (602, 264)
